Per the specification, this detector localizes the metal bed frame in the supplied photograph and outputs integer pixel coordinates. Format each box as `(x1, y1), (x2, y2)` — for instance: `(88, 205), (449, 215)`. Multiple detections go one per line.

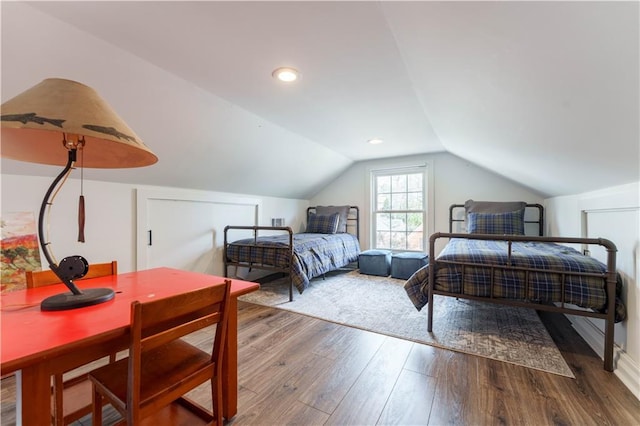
(428, 203), (618, 371)
(223, 206), (359, 301)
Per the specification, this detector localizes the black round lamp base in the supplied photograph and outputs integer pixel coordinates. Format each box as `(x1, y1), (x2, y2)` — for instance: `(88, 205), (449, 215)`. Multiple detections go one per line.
(40, 288), (115, 311)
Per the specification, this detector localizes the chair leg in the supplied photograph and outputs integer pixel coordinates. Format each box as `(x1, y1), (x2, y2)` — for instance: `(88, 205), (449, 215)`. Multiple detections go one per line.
(92, 387), (103, 426)
(213, 376), (223, 426)
(52, 374), (64, 425)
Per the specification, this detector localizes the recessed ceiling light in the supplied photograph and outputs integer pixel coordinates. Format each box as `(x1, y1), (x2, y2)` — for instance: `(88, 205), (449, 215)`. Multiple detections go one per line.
(368, 138), (384, 145)
(272, 67), (300, 82)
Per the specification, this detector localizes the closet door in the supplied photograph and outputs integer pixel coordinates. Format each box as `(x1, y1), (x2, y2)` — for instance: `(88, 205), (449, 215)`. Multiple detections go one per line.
(137, 189), (259, 275)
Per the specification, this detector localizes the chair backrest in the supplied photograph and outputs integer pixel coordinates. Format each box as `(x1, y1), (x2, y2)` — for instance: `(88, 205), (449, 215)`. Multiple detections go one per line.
(25, 261), (118, 289)
(127, 279), (231, 420)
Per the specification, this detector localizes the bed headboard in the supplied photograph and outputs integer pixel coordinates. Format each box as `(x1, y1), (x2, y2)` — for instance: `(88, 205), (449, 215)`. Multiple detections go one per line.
(307, 206), (360, 240)
(449, 202), (544, 236)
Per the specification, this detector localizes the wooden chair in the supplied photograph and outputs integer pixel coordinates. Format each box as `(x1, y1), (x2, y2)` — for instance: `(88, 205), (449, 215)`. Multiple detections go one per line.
(25, 260), (118, 425)
(89, 279), (231, 426)
(25, 260), (118, 289)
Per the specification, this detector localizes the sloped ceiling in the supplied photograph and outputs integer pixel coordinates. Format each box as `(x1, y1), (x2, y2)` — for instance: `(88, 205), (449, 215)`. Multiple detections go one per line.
(2, 1), (638, 199)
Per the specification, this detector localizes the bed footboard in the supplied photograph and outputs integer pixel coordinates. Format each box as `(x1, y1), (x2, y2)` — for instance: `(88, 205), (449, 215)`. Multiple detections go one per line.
(224, 225), (295, 301)
(427, 232), (618, 372)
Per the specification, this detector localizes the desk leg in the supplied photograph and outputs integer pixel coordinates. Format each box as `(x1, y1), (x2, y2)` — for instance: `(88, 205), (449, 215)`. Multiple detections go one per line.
(20, 363), (51, 425)
(222, 296), (239, 420)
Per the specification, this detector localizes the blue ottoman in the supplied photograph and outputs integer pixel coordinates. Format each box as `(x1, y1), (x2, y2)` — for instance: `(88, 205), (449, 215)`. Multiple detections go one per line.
(359, 249), (391, 276)
(391, 252), (428, 280)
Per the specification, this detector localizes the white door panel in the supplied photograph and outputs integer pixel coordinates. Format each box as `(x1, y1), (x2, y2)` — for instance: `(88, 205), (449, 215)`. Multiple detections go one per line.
(136, 189), (259, 275)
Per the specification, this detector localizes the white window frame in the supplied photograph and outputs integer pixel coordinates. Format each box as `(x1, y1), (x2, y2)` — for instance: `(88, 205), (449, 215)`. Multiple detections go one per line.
(369, 164), (430, 252)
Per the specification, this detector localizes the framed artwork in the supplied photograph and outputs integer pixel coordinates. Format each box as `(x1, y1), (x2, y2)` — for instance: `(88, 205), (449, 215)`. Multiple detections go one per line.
(1, 211), (42, 292)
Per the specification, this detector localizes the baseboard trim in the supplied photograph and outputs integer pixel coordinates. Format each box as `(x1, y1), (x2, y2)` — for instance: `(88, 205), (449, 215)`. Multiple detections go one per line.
(569, 315), (639, 400)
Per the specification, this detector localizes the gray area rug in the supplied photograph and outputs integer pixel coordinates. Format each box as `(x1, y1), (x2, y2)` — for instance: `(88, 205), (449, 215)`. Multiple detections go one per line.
(239, 269), (574, 378)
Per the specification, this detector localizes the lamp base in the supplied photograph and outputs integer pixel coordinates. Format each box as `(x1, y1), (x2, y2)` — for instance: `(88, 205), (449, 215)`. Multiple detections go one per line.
(41, 287), (115, 311)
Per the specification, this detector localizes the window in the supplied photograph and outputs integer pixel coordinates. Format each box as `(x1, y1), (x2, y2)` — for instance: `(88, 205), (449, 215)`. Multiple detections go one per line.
(371, 167), (426, 251)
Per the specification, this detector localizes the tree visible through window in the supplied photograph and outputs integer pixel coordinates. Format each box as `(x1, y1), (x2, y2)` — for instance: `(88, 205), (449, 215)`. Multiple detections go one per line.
(372, 168), (426, 251)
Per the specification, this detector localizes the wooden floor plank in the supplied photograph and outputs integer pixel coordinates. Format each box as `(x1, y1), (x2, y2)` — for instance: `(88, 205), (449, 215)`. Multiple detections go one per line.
(540, 312), (640, 424)
(476, 357), (561, 425)
(325, 337), (413, 425)
(404, 343), (451, 379)
(377, 369), (436, 425)
(427, 350), (481, 425)
(297, 332), (385, 414)
(308, 319), (387, 361)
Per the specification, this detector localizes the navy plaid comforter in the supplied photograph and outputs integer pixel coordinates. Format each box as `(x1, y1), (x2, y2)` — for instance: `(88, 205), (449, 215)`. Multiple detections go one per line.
(404, 238), (626, 321)
(227, 233), (360, 293)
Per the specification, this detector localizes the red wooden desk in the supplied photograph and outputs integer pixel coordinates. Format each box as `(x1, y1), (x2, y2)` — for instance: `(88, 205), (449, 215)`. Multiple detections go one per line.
(0, 267), (259, 425)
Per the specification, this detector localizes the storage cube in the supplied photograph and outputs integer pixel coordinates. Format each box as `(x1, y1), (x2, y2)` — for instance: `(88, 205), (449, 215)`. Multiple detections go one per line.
(391, 252), (429, 280)
(358, 249), (392, 276)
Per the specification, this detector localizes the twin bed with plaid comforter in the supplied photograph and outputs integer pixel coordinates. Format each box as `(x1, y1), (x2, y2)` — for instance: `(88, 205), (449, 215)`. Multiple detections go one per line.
(404, 232), (625, 372)
(404, 238), (626, 322)
(402, 201), (625, 372)
(225, 232), (360, 293)
(224, 206), (361, 301)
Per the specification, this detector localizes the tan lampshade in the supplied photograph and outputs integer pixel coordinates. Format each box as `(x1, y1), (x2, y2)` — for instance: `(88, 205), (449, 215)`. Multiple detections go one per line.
(1, 78), (157, 168)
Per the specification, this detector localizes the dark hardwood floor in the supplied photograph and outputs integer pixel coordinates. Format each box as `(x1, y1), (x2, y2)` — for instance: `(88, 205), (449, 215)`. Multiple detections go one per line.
(1, 301), (638, 425)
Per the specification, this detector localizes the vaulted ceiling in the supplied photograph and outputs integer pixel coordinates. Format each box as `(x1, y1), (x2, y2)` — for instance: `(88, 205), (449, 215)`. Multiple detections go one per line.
(2, 2), (638, 199)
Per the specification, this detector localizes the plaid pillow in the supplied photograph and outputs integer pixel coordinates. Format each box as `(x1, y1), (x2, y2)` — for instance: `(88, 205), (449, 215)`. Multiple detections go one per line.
(316, 205), (350, 233)
(305, 212), (340, 234)
(467, 210), (525, 235)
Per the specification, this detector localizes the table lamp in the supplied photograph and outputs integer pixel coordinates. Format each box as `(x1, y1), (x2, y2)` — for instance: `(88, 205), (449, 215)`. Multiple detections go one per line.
(1, 78), (158, 311)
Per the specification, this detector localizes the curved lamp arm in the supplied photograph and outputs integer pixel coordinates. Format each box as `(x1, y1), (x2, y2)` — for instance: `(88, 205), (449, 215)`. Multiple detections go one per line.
(38, 140), (115, 311)
(37, 147), (87, 295)
(36, 145), (114, 311)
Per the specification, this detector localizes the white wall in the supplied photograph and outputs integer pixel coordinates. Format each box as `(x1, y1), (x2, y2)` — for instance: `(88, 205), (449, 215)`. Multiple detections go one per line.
(1, 174), (307, 276)
(546, 182), (639, 398)
(311, 152), (545, 253)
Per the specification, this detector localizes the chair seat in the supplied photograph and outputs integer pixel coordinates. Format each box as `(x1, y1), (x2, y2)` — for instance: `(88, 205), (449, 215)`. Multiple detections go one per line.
(90, 340), (212, 410)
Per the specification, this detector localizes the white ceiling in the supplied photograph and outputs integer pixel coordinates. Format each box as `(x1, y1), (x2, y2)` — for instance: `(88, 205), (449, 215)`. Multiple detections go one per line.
(2, 1), (638, 199)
